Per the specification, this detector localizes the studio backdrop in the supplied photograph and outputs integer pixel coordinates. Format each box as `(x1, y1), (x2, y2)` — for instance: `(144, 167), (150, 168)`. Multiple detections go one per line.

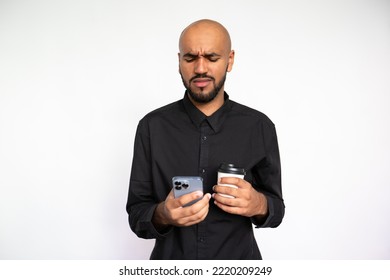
(0, 0), (389, 259)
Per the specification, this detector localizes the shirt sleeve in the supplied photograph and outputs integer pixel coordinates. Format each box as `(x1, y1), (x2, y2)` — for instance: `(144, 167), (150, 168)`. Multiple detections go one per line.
(251, 120), (285, 228)
(126, 120), (172, 240)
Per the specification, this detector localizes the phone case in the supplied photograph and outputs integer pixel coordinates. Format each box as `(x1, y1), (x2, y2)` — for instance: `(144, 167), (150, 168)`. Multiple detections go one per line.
(172, 176), (203, 206)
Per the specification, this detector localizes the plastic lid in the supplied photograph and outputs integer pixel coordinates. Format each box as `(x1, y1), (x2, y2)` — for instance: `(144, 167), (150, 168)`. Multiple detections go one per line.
(218, 163), (246, 175)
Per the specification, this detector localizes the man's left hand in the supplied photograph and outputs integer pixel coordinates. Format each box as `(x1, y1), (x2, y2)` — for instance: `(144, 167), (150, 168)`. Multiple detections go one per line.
(212, 177), (268, 218)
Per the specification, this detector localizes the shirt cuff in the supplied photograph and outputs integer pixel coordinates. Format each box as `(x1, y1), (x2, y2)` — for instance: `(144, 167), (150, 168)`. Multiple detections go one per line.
(145, 204), (173, 239)
(252, 195), (276, 228)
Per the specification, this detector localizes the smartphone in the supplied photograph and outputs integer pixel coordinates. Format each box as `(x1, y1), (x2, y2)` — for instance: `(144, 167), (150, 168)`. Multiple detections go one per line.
(172, 176), (203, 207)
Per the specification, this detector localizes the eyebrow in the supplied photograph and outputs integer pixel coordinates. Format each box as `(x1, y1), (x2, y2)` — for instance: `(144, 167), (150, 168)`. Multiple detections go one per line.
(183, 52), (221, 59)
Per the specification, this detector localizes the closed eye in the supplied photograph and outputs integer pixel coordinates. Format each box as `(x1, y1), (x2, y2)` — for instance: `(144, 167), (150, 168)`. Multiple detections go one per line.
(183, 54), (197, 62)
(182, 53), (221, 62)
(204, 54), (221, 62)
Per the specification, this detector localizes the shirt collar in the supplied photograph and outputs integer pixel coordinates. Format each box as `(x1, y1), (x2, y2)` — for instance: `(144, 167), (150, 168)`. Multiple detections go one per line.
(182, 91), (232, 132)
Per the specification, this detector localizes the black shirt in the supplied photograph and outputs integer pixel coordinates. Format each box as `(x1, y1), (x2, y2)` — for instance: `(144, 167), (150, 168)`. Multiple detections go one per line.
(126, 92), (284, 259)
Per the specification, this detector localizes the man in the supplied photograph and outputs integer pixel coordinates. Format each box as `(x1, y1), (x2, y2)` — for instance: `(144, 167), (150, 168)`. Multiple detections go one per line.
(126, 19), (284, 259)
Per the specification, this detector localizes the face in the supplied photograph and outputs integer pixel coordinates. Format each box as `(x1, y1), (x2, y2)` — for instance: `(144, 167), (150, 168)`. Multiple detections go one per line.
(178, 23), (234, 104)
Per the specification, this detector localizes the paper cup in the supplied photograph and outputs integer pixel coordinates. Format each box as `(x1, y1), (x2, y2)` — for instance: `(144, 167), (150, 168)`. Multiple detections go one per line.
(217, 163), (246, 198)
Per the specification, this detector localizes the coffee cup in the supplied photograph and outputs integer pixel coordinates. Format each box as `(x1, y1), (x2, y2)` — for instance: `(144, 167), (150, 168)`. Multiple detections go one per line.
(217, 163), (246, 198)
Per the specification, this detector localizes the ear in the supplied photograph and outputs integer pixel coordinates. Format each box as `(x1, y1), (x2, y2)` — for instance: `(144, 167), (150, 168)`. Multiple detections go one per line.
(227, 50), (235, 72)
(178, 52), (181, 73)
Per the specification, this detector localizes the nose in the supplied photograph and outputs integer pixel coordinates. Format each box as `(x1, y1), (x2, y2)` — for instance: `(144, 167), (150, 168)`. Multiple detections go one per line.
(194, 57), (208, 74)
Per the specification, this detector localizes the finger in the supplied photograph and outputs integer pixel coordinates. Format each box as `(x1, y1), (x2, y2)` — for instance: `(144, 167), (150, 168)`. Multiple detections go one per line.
(165, 189), (179, 209)
(213, 185), (239, 198)
(175, 195), (211, 226)
(176, 190), (204, 207)
(213, 192), (242, 207)
(213, 200), (244, 216)
(168, 193), (211, 225)
(219, 177), (249, 188)
(179, 200), (210, 226)
(181, 193), (211, 214)
(192, 193), (212, 208)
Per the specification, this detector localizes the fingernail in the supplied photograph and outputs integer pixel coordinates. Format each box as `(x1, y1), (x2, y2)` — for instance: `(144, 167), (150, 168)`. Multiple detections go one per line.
(195, 191), (203, 197)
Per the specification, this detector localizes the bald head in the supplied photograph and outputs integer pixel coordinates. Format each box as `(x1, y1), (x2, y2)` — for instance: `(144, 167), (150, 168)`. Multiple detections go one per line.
(179, 19), (232, 55)
(178, 19), (235, 109)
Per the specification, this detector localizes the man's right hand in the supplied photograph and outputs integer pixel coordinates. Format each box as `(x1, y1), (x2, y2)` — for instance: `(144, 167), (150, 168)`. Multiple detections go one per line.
(152, 189), (211, 229)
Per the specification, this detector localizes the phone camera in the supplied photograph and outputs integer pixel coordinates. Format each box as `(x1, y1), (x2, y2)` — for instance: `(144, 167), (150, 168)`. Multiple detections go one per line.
(174, 181), (182, 190)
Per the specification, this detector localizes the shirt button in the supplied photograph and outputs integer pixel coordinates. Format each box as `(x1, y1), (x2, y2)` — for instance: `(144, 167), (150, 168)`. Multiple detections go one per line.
(201, 169), (206, 173)
(199, 237), (205, 243)
(202, 136), (207, 141)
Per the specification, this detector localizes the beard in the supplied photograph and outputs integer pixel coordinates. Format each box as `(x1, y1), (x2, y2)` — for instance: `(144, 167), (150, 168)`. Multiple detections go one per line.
(180, 71), (227, 104)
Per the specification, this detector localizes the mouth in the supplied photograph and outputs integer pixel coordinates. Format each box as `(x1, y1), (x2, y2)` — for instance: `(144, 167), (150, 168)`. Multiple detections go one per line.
(192, 78), (213, 88)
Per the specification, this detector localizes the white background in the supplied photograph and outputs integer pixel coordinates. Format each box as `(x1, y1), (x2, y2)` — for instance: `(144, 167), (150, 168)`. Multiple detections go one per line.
(0, 0), (389, 260)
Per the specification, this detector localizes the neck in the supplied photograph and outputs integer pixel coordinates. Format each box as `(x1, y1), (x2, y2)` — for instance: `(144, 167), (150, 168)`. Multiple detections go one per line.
(188, 90), (225, 116)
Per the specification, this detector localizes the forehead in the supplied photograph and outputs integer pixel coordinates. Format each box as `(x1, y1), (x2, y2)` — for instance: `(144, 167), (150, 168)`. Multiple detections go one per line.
(179, 24), (230, 54)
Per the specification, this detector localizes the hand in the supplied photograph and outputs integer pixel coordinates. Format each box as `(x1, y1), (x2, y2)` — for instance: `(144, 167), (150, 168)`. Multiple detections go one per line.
(153, 189), (211, 229)
(212, 177), (268, 218)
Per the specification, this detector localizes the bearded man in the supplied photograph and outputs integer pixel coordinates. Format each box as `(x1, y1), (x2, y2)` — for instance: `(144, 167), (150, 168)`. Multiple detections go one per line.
(126, 19), (285, 260)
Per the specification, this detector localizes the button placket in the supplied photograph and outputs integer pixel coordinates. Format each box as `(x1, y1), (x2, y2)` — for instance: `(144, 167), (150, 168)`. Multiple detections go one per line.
(197, 121), (211, 259)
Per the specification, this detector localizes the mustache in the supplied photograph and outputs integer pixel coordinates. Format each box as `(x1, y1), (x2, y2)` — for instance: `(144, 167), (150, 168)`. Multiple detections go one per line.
(190, 74), (215, 83)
